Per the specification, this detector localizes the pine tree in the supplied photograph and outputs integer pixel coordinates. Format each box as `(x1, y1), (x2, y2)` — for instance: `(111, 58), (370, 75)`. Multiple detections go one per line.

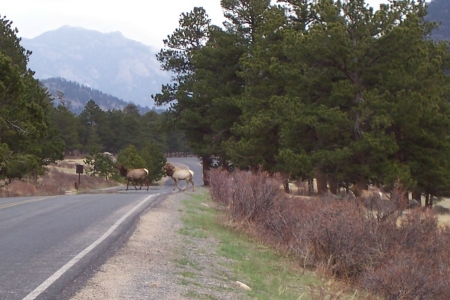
(78, 100), (105, 152)
(0, 17), (64, 182)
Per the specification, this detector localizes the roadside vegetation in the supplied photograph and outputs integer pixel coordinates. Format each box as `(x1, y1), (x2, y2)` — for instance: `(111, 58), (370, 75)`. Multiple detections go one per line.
(3, 1), (450, 298)
(207, 169), (450, 299)
(0, 159), (119, 198)
(179, 189), (378, 299)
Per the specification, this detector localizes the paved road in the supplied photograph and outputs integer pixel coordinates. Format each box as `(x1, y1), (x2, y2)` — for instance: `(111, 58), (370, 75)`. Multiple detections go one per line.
(0, 157), (201, 300)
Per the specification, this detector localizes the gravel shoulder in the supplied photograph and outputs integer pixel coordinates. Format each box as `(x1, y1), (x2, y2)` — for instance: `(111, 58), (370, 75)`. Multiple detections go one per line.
(70, 187), (251, 300)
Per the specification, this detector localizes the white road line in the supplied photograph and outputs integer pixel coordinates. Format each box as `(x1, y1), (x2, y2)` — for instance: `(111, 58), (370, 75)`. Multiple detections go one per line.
(23, 193), (159, 300)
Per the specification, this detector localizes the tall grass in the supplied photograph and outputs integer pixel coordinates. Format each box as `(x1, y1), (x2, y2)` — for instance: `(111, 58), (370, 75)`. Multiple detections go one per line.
(208, 168), (450, 299)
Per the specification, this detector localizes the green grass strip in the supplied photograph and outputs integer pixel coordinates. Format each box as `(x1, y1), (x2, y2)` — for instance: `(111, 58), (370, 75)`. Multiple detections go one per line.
(178, 188), (361, 300)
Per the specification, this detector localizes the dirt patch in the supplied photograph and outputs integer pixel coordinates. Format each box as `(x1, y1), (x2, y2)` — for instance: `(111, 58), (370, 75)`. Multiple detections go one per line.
(70, 188), (251, 300)
(70, 192), (185, 299)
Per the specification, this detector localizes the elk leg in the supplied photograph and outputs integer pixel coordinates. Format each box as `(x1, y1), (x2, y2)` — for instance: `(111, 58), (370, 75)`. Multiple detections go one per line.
(189, 178), (195, 192)
(173, 178), (182, 191)
(132, 179), (138, 190)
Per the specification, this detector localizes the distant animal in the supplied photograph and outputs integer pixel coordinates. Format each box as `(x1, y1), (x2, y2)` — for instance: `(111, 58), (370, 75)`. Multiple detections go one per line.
(163, 162), (195, 192)
(117, 163), (149, 191)
(102, 152), (117, 163)
(349, 185), (385, 200)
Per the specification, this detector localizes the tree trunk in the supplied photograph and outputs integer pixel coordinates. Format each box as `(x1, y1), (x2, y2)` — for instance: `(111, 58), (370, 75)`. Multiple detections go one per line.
(328, 174), (338, 195)
(201, 156), (210, 186)
(283, 179), (290, 194)
(402, 190), (409, 209)
(425, 193), (433, 208)
(308, 178), (314, 195)
(412, 191), (422, 205)
(316, 168), (328, 195)
(33, 170), (38, 187)
(356, 176), (367, 192)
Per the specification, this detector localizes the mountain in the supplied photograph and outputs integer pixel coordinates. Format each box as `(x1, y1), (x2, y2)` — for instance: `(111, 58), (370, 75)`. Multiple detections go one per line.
(21, 26), (170, 108)
(41, 77), (167, 115)
(427, 0), (450, 41)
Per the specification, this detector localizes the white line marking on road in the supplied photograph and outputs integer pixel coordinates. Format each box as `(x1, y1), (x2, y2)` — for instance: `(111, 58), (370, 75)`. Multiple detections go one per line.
(23, 193), (159, 300)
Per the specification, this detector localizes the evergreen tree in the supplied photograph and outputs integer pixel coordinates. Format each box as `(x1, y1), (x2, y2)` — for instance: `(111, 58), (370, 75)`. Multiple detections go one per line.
(222, 2), (287, 172)
(117, 145), (146, 169)
(78, 100), (105, 152)
(83, 146), (117, 179)
(141, 110), (167, 150)
(139, 142), (167, 183)
(102, 109), (124, 153)
(152, 7), (212, 183)
(277, 0), (450, 196)
(120, 104), (142, 149)
(0, 17), (64, 182)
(50, 102), (81, 154)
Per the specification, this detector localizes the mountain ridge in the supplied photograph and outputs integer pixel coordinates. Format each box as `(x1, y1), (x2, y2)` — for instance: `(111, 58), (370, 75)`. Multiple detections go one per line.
(41, 77), (165, 115)
(21, 25), (169, 108)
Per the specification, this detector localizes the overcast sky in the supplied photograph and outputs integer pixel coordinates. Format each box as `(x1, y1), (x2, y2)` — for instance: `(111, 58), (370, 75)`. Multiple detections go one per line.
(3, 0), (388, 49)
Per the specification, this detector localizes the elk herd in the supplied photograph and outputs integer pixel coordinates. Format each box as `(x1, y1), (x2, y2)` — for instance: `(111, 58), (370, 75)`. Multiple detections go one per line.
(114, 158), (194, 192)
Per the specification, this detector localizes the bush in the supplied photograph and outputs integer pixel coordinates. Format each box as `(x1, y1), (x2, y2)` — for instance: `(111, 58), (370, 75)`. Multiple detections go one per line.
(208, 169), (450, 299)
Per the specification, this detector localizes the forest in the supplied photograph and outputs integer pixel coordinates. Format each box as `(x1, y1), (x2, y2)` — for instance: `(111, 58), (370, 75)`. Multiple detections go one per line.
(43, 77), (154, 115)
(154, 0), (450, 204)
(2, 0), (450, 204)
(0, 14), (188, 184)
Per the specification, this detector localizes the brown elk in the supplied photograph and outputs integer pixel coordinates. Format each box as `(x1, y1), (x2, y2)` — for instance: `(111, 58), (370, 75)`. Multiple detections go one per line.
(349, 185), (385, 200)
(117, 163), (149, 191)
(163, 163), (195, 192)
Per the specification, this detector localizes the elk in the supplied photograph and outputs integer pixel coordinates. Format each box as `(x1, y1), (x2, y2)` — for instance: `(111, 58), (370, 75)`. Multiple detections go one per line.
(117, 163), (149, 191)
(163, 162), (195, 192)
(349, 185), (385, 201)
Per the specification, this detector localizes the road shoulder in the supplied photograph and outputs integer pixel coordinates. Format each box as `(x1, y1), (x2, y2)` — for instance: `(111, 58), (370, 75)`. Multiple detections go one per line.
(70, 191), (186, 299)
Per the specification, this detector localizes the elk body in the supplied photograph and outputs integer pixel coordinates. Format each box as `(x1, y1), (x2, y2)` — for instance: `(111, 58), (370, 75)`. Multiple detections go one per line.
(349, 185), (385, 201)
(163, 162), (195, 192)
(117, 163), (149, 191)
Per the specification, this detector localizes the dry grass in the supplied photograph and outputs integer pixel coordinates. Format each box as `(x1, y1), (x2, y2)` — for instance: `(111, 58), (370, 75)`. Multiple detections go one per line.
(0, 158), (120, 198)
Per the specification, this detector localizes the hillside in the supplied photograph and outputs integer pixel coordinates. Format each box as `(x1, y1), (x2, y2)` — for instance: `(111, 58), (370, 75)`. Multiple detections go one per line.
(41, 77), (165, 115)
(427, 0), (450, 41)
(21, 26), (170, 108)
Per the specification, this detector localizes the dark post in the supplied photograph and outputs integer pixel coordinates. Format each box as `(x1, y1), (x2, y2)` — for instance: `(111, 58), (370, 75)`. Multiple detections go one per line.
(76, 164), (84, 185)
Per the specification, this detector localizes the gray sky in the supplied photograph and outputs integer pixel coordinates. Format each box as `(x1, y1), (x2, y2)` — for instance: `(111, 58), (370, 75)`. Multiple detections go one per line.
(3, 0), (388, 48)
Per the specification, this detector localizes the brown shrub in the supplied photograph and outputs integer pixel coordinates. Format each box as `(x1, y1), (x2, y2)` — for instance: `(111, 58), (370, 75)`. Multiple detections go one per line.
(208, 169), (450, 299)
(361, 253), (450, 300)
(207, 169), (231, 205)
(209, 169), (286, 224)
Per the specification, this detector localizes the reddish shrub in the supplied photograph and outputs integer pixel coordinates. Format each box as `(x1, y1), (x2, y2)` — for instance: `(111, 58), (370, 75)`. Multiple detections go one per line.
(210, 169), (286, 224)
(361, 253), (450, 300)
(207, 169), (231, 205)
(206, 169), (450, 299)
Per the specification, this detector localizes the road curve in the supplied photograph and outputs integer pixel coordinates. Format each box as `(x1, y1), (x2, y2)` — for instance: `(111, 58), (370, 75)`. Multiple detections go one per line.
(0, 157), (203, 300)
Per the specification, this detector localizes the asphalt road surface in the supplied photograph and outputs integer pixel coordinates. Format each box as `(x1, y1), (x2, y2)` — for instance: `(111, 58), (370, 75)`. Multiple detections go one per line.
(0, 157), (202, 300)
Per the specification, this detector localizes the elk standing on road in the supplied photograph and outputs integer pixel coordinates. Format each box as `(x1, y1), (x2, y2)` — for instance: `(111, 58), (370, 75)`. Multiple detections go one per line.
(163, 163), (195, 192)
(117, 163), (149, 191)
